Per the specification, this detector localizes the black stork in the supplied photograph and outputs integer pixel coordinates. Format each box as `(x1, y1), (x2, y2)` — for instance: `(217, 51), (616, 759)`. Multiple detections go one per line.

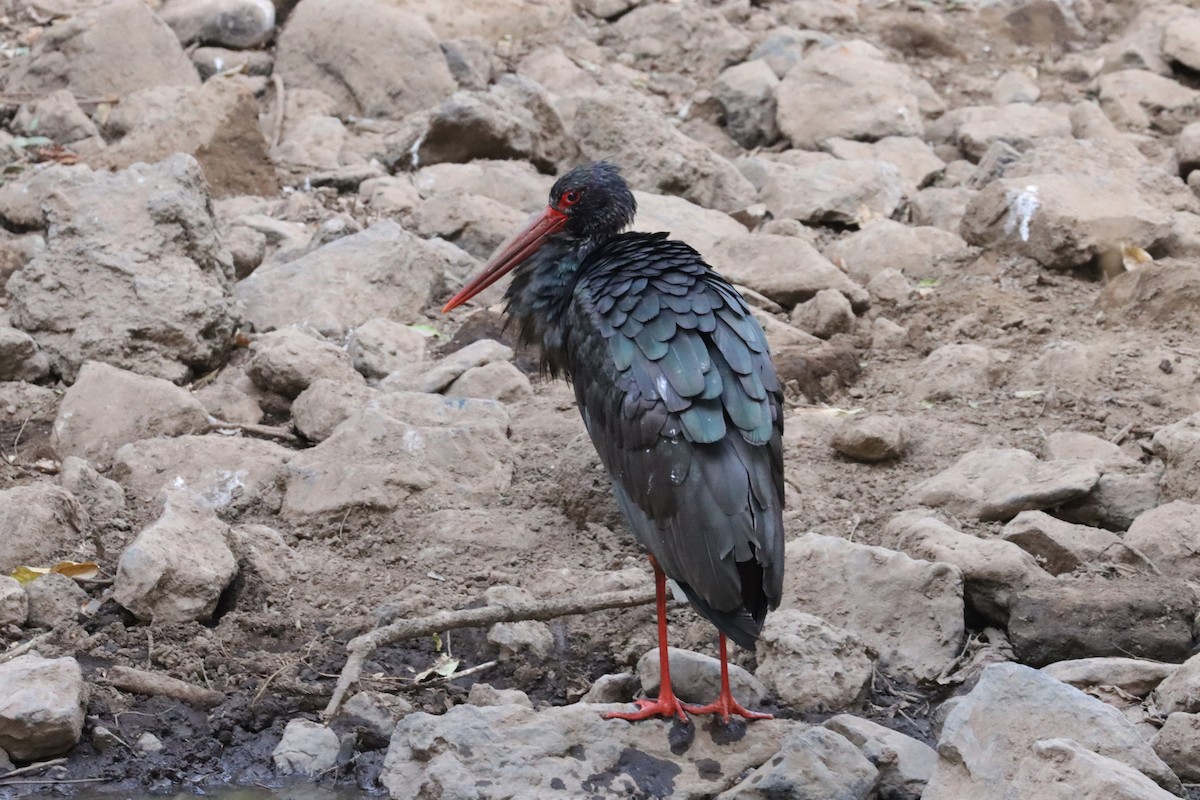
(442, 162), (784, 724)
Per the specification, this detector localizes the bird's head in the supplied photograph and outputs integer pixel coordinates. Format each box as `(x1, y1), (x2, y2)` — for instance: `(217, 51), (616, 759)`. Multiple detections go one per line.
(442, 161), (636, 312)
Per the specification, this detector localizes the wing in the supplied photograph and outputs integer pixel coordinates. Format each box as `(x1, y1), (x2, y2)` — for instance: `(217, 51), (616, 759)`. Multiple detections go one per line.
(566, 234), (785, 647)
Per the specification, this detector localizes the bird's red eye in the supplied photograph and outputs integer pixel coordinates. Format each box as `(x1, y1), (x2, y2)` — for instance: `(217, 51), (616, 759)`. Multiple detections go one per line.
(560, 190), (581, 207)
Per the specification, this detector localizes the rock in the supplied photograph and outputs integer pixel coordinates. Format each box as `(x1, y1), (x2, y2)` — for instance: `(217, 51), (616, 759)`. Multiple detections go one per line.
(1061, 470), (1161, 532)
(748, 27), (831, 78)
(824, 136), (946, 195)
(340, 691), (413, 744)
(716, 727), (878, 800)
(707, 234), (868, 311)
(0, 577), (28, 627)
(1152, 413), (1200, 501)
(158, 0), (276, 48)
(137, 732), (164, 753)
(382, 702), (806, 799)
(831, 415), (907, 462)
(956, 103), (1073, 161)
(1008, 573), (1195, 667)
(909, 448), (1100, 522)
(714, 59), (779, 148)
(0, 382), (58, 426)
(360, 176), (422, 216)
(12, 89), (99, 144)
(913, 343), (1003, 399)
(1002, 510), (1146, 575)
(439, 37), (493, 90)
(866, 269), (913, 306)
(889, 515), (1049, 625)
(1152, 713), (1200, 782)
(0, 485), (84, 574)
(1099, 70), (1200, 134)
(0, 232), (46, 287)
(447, 362), (533, 404)
(413, 160), (552, 215)
(1043, 431), (1140, 468)
(275, 0), (455, 118)
(1124, 501), (1200, 580)
(1011, 738), (1182, 800)
(908, 186), (975, 233)
(52, 362), (210, 466)
(1178, 122), (1200, 178)
(993, 69), (1041, 104)
(246, 328), (364, 400)
(2, 0), (199, 97)
(382, 339), (514, 394)
(582, 673), (639, 704)
(0, 655), (86, 761)
(628, 191), (752, 257)
(92, 78), (279, 199)
(192, 46), (274, 79)
(467, 683), (533, 708)
(24, 572), (89, 628)
(282, 393), (512, 530)
(291, 379), (381, 443)
(222, 225), (267, 279)
(272, 114), (344, 171)
(825, 220), (973, 284)
(112, 495), (238, 623)
(1099, 264), (1200, 334)
(776, 41), (925, 149)
(925, 663), (1182, 798)
(194, 383), (264, 425)
(824, 714), (937, 800)
(960, 173), (1171, 271)
(755, 610), (872, 713)
(636, 647), (766, 707)
(112, 434), (291, 514)
(572, 91), (755, 213)
(273, 718), (339, 775)
(236, 221), (468, 337)
(410, 192), (528, 262)
(871, 317), (909, 350)
(1153, 652), (1200, 714)
(0, 326), (49, 382)
(781, 533), (964, 681)
(381, 0), (571, 40)
(761, 157), (907, 227)
(7, 157), (239, 383)
(789, 289), (855, 339)
(485, 586), (554, 659)
(416, 76), (576, 173)
(1162, 12), (1200, 71)
(1042, 658), (1179, 697)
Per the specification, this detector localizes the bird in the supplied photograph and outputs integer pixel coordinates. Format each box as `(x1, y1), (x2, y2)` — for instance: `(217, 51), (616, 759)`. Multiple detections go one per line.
(442, 161), (784, 724)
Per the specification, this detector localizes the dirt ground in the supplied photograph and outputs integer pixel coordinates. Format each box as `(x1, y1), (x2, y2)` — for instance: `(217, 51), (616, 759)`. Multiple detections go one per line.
(1, 0), (1198, 795)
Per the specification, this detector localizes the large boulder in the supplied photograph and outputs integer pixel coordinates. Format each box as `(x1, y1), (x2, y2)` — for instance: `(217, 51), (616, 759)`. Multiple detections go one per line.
(0, 656), (86, 761)
(6, 156), (239, 383)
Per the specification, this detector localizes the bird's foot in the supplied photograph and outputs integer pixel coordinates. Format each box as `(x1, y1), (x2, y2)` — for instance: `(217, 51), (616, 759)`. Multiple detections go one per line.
(683, 695), (772, 725)
(603, 694), (691, 724)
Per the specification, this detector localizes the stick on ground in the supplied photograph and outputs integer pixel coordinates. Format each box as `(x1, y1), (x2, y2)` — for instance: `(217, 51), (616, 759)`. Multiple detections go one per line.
(321, 585), (657, 719)
(107, 665), (225, 710)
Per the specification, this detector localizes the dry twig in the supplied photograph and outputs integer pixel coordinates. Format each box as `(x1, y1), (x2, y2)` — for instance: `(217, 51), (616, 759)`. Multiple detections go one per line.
(106, 665), (225, 710)
(321, 585), (657, 719)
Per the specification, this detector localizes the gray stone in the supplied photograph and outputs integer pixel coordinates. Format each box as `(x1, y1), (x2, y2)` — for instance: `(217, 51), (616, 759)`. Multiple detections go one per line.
(360, 176), (422, 216)
(824, 714), (937, 800)
(0, 326), (48, 382)
(708, 234), (868, 311)
(1178, 122), (1200, 178)
(413, 160), (552, 215)
(273, 718), (339, 775)
(0, 577), (28, 628)
(1011, 738), (1182, 800)
(789, 289), (855, 339)
(867, 269), (914, 306)
(382, 339), (514, 394)
(756, 610), (872, 713)
(957, 103), (1073, 161)
(137, 732), (164, 753)
(908, 186), (975, 233)
(411, 192), (528, 262)
(992, 69), (1041, 104)
(112, 434), (291, 514)
(1124, 501), (1200, 580)
(194, 382), (263, 425)
(872, 317), (909, 350)
(382, 702), (806, 799)
(889, 515), (1049, 626)
(275, 0), (455, 119)
(781, 533), (964, 682)
(824, 136), (945, 196)
(346, 319), (427, 381)
(1002, 510), (1147, 575)
(1008, 573), (1195, 667)
(192, 47), (273, 80)
(1152, 412), (1200, 502)
(340, 691), (413, 743)
(1061, 470), (1162, 532)
(632, 191), (749, 257)
(236, 221), (470, 337)
(467, 683), (533, 708)
(113, 494), (237, 623)
(12, 89), (99, 145)
(0, 655), (86, 761)
(247, 328), (364, 400)
(825, 220), (973, 284)
(581, 673), (640, 704)
(1153, 652), (1200, 714)
(714, 59), (779, 148)
(960, 173), (1172, 271)
(158, 0), (275, 48)
(1152, 712), (1200, 782)
(485, 586), (554, 659)
(52, 361), (210, 466)
(24, 572), (88, 629)
(776, 41), (925, 149)
(282, 393), (512, 531)
(762, 157), (907, 227)
(716, 727), (878, 800)
(925, 663), (1182, 798)
(7, 157), (238, 383)
(291, 379), (381, 443)
(831, 415), (907, 462)
(1042, 657), (1179, 697)
(1099, 70), (1200, 135)
(636, 647), (766, 707)
(0, 485), (84, 574)
(447, 362), (533, 405)
(1044, 431), (1141, 468)
(749, 27), (831, 78)
(909, 448), (1100, 522)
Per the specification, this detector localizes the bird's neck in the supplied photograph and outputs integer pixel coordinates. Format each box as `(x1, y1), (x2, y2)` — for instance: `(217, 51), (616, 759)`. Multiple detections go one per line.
(503, 234), (598, 377)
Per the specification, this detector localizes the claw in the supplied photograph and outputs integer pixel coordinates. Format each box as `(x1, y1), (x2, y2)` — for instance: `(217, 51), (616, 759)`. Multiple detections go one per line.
(603, 694), (690, 724)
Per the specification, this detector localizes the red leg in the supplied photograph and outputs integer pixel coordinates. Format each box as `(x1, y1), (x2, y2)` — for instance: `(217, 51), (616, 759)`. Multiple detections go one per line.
(682, 633), (773, 724)
(603, 557), (689, 724)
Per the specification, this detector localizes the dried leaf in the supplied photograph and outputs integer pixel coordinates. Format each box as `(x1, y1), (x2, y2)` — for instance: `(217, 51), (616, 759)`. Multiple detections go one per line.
(413, 653), (461, 683)
(10, 566), (48, 585)
(52, 561), (99, 580)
